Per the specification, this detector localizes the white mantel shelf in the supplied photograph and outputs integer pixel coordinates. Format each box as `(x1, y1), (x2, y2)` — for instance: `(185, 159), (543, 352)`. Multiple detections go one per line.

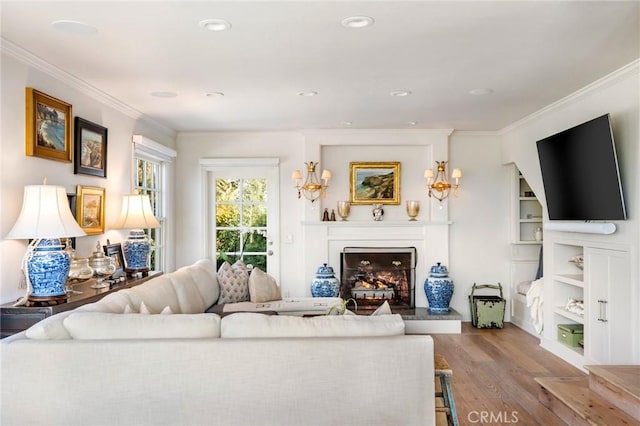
(301, 221), (452, 227)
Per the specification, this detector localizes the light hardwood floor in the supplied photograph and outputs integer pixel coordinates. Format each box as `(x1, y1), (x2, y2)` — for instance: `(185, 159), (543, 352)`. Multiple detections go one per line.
(431, 322), (585, 426)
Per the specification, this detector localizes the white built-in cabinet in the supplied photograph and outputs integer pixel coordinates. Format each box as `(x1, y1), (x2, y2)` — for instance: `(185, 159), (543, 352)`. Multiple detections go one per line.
(542, 239), (635, 369)
(584, 247), (632, 364)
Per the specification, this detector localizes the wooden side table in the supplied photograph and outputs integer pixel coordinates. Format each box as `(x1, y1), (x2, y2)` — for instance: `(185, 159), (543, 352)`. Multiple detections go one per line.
(0, 272), (161, 338)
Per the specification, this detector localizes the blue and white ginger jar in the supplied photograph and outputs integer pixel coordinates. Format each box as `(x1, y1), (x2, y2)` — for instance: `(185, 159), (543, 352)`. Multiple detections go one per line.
(311, 263), (340, 297)
(424, 262), (454, 313)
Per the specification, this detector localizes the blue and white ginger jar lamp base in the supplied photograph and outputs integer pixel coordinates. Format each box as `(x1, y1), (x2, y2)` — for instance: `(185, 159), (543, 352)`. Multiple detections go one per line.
(27, 238), (71, 301)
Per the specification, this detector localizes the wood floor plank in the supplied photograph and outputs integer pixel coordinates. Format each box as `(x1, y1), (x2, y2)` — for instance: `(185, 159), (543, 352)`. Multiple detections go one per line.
(432, 322), (584, 425)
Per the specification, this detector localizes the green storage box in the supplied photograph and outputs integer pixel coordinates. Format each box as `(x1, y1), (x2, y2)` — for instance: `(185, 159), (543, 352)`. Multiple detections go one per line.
(469, 283), (505, 329)
(557, 324), (584, 347)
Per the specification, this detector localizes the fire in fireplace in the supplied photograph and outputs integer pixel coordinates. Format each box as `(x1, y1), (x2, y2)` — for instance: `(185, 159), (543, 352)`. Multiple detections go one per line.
(340, 247), (416, 309)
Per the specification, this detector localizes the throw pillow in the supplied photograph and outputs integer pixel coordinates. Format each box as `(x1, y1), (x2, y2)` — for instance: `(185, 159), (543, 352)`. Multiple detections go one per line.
(248, 267), (282, 303)
(217, 261), (250, 304)
(371, 301), (392, 316)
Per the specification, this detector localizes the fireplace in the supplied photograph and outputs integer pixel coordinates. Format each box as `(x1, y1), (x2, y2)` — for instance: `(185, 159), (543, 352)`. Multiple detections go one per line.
(340, 247), (416, 309)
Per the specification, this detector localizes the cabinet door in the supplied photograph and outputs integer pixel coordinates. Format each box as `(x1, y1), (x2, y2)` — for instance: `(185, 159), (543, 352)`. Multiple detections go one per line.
(585, 247), (632, 364)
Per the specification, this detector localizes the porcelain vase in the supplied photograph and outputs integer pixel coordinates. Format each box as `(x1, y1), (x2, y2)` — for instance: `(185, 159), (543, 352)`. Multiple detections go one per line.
(424, 262), (454, 313)
(311, 263), (340, 297)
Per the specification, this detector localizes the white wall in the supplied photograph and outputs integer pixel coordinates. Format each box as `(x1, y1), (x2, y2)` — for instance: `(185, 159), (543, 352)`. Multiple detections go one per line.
(0, 50), (175, 304)
(175, 129), (507, 319)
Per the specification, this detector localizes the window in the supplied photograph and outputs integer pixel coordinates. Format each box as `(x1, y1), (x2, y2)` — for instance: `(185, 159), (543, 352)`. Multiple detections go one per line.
(215, 177), (268, 271)
(132, 135), (176, 273)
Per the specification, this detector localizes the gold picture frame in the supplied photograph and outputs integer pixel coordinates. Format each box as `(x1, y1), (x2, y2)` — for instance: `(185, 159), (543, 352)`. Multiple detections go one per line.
(349, 161), (401, 205)
(76, 185), (105, 235)
(25, 88), (72, 162)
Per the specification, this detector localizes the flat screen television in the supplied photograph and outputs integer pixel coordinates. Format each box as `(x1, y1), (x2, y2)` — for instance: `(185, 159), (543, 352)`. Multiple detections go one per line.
(536, 114), (626, 221)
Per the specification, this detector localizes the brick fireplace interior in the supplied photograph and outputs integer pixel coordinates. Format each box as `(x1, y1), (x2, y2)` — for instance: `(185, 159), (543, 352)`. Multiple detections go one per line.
(340, 247), (417, 309)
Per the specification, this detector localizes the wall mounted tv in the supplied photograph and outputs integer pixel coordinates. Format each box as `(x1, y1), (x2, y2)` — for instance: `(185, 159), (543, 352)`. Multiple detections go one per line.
(536, 113), (626, 221)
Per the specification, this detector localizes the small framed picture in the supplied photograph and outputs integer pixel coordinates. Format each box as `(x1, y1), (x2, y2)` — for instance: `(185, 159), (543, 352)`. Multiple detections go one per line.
(350, 161), (401, 205)
(25, 88), (72, 162)
(103, 242), (125, 278)
(76, 185), (105, 235)
(74, 117), (107, 177)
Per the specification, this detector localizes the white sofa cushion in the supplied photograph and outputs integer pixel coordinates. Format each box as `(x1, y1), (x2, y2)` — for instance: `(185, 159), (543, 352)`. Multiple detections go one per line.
(187, 259), (220, 308)
(63, 313), (221, 339)
(126, 275), (181, 314)
(220, 312), (405, 338)
(248, 267), (281, 303)
(217, 260), (250, 304)
(168, 267), (207, 313)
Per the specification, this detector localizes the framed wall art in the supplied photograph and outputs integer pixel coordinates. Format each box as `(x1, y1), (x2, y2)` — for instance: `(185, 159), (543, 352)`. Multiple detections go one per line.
(25, 87), (73, 162)
(74, 117), (108, 177)
(76, 185), (105, 235)
(349, 161), (401, 205)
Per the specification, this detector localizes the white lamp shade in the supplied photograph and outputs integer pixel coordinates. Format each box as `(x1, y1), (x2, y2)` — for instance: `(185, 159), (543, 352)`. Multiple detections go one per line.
(321, 169), (332, 180)
(451, 168), (463, 179)
(291, 170), (303, 180)
(113, 194), (161, 229)
(6, 185), (86, 239)
(424, 169), (435, 179)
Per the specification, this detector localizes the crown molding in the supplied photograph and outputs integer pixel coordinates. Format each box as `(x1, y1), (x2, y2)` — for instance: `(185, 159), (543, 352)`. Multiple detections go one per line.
(500, 59), (640, 135)
(1, 37), (176, 139)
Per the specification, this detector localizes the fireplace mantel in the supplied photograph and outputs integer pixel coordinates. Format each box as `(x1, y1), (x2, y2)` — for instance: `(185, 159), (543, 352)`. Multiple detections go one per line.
(301, 220), (452, 227)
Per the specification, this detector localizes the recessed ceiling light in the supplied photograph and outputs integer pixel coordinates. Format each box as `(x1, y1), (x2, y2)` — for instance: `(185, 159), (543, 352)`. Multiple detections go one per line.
(408, 121), (417, 126)
(205, 92), (225, 98)
(199, 19), (232, 32)
(297, 91), (318, 97)
(150, 91), (178, 98)
(344, 121), (353, 126)
(468, 88), (494, 96)
(390, 90), (412, 97)
(51, 20), (97, 35)
(341, 16), (374, 29)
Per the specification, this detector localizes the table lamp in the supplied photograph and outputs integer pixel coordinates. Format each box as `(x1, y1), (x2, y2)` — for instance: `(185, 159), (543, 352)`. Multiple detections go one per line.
(6, 184), (86, 304)
(113, 194), (160, 276)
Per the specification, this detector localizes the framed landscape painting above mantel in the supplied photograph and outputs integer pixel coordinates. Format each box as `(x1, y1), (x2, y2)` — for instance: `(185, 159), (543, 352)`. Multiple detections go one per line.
(350, 162), (401, 205)
(74, 117), (108, 178)
(25, 87), (72, 162)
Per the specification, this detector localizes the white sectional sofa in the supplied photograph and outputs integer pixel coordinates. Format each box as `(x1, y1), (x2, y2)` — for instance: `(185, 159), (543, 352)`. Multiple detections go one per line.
(1, 259), (435, 426)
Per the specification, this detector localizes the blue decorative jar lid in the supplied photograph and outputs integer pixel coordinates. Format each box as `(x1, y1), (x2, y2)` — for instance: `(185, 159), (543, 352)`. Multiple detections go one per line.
(429, 262), (449, 278)
(315, 263), (336, 278)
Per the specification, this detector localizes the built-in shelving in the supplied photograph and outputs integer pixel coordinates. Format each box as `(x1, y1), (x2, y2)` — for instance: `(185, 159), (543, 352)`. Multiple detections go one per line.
(511, 166), (543, 244)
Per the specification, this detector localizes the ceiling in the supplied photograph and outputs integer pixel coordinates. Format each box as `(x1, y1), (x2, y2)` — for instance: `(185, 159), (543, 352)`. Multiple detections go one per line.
(1, 1), (638, 133)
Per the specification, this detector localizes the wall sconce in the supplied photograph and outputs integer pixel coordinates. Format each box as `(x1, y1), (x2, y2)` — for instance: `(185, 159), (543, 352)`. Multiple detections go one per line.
(292, 161), (331, 202)
(424, 161), (462, 202)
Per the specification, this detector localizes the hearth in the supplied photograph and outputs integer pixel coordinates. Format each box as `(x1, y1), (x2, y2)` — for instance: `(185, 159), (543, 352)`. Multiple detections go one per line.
(340, 247), (416, 309)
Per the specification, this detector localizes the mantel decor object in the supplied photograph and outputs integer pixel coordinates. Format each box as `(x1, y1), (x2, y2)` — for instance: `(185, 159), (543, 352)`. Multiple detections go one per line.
(406, 200), (420, 220)
(424, 262), (454, 313)
(311, 263), (340, 298)
(337, 201), (351, 221)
